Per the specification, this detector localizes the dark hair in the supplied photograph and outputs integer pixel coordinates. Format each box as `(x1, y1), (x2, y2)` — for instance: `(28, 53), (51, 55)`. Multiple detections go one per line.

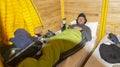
(76, 13), (87, 24)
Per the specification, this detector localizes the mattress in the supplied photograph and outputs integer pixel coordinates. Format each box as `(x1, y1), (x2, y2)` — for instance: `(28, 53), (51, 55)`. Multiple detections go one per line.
(84, 35), (120, 67)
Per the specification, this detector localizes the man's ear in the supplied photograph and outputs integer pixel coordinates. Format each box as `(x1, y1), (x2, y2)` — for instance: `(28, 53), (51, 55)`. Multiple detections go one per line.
(84, 18), (87, 24)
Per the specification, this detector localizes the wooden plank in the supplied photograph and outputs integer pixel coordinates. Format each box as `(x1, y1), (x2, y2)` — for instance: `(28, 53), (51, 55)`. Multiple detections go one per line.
(108, 0), (120, 22)
(64, 0), (102, 22)
(107, 0), (120, 26)
(42, 16), (61, 24)
(65, 2), (101, 8)
(34, 0), (60, 4)
(41, 12), (61, 22)
(108, 8), (120, 13)
(116, 26), (120, 34)
(109, 0), (120, 2)
(66, 16), (100, 23)
(105, 23), (120, 35)
(105, 25), (115, 35)
(43, 21), (61, 33)
(109, 2), (120, 8)
(36, 2), (60, 9)
(65, 11), (100, 22)
(65, 0), (101, 2)
(65, 8), (101, 14)
(107, 14), (120, 18)
(33, 0), (62, 34)
(107, 13), (120, 22)
(39, 8), (60, 16)
(107, 18), (120, 23)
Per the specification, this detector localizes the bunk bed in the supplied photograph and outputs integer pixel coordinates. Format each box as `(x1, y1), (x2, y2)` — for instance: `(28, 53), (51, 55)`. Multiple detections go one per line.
(56, 21), (98, 67)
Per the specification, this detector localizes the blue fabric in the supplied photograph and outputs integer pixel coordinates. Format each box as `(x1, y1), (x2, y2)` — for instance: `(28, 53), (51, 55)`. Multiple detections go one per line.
(10, 29), (33, 49)
(108, 33), (119, 44)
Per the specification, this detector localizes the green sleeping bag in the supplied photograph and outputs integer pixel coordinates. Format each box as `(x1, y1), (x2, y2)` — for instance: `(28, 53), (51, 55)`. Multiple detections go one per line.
(18, 29), (82, 67)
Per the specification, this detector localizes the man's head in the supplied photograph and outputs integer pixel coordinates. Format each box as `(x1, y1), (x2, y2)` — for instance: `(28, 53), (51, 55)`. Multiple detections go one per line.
(76, 13), (87, 25)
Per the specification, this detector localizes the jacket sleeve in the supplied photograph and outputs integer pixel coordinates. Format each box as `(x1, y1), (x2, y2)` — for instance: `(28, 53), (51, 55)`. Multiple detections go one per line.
(81, 26), (92, 42)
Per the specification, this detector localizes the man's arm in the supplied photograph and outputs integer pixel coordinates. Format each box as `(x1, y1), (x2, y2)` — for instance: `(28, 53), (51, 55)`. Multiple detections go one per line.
(81, 26), (92, 41)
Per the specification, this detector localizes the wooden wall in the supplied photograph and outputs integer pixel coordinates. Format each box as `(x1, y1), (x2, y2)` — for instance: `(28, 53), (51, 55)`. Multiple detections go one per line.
(33, 0), (62, 34)
(33, 0), (102, 34)
(64, 0), (102, 24)
(105, 0), (120, 34)
(33, 0), (120, 35)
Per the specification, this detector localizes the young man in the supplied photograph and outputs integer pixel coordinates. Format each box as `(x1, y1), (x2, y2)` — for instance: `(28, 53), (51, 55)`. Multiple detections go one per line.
(69, 13), (92, 42)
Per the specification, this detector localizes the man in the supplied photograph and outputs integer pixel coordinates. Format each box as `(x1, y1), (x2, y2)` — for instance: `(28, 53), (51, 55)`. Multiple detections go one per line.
(18, 13), (92, 67)
(69, 13), (92, 42)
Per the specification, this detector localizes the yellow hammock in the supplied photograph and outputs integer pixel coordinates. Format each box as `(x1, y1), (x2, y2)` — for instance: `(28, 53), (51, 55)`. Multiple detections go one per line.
(0, 0), (42, 45)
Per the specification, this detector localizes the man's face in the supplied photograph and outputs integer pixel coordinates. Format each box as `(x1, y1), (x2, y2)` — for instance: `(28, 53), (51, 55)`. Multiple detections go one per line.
(77, 17), (85, 25)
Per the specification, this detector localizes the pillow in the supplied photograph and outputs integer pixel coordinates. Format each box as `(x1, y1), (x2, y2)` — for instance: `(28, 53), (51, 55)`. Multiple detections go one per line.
(85, 22), (98, 37)
(70, 20), (98, 37)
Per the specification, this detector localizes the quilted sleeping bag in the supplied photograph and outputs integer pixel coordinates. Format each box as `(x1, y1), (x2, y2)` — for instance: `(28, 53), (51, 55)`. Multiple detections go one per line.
(18, 29), (82, 67)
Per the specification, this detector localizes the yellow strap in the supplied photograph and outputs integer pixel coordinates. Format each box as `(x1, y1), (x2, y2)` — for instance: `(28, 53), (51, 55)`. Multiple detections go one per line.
(98, 0), (109, 42)
(102, 0), (109, 37)
(60, 0), (65, 19)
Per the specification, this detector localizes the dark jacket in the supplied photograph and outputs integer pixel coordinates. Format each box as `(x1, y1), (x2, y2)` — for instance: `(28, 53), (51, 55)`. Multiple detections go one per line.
(69, 23), (92, 43)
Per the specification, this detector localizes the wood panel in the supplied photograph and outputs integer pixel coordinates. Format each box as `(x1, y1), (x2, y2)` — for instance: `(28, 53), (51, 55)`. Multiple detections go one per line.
(105, 23), (120, 35)
(33, 0), (120, 36)
(64, 0), (102, 23)
(105, 0), (120, 35)
(110, 0), (120, 1)
(64, 0), (101, 2)
(33, 0), (61, 34)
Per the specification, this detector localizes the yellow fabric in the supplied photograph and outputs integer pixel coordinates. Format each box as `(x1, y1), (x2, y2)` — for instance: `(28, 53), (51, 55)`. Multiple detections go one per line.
(0, 0), (42, 44)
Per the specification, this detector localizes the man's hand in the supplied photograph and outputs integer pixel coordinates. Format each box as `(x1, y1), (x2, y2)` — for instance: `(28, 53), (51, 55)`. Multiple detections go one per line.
(73, 26), (82, 31)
